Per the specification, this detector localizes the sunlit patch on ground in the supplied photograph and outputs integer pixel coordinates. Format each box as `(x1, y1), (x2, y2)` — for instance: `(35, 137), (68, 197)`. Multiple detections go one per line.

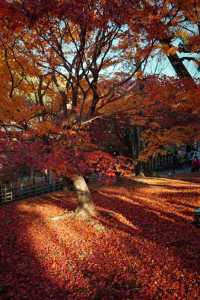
(0, 175), (200, 299)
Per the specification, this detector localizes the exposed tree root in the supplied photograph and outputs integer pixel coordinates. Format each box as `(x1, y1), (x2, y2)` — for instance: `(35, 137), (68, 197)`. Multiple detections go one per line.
(50, 208), (107, 232)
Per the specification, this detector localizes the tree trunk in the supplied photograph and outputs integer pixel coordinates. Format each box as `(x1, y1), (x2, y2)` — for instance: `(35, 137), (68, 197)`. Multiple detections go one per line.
(167, 52), (193, 79)
(160, 40), (196, 85)
(135, 161), (145, 176)
(30, 169), (35, 185)
(72, 175), (97, 219)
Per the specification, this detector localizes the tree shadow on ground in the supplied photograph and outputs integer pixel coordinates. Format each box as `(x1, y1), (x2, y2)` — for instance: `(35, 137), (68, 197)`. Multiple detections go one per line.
(149, 184), (200, 192)
(0, 192), (141, 300)
(93, 186), (200, 276)
(1, 179), (200, 299)
(0, 205), (69, 300)
(162, 173), (200, 184)
(96, 177), (151, 190)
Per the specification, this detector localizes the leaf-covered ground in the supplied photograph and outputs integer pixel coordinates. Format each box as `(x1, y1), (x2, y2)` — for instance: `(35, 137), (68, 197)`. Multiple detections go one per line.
(0, 174), (200, 299)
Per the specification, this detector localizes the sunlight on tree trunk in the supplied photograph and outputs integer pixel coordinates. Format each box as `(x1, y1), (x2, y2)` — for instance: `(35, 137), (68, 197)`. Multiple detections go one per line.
(72, 175), (97, 219)
(51, 175), (97, 222)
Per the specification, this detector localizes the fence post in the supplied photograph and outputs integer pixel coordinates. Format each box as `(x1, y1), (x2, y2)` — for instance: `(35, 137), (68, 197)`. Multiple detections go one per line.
(1, 184), (13, 202)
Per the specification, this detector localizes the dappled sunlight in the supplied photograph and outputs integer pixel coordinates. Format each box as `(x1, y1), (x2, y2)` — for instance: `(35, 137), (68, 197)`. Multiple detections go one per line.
(0, 194), (140, 299)
(133, 176), (200, 188)
(0, 175), (200, 299)
(0, 0), (200, 299)
(92, 176), (200, 297)
(96, 206), (140, 231)
(16, 201), (62, 217)
(98, 184), (198, 223)
(98, 190), (186, 225)
(99, 189), (139, 204)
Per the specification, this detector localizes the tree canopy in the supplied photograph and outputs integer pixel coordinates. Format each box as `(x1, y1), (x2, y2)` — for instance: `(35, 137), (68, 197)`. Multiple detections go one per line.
(0, 0), (200, 214)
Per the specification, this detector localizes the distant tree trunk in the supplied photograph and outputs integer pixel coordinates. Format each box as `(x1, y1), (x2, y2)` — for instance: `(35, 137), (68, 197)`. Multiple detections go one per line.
(160, 40), (196, 85)
(131, 126), (140, 159)
(72, 175), (97, 219)
(127, 126), (146, 176)
(30, 169), (35, 185)
(124, 126), (140, 158)
(167, 52), (193, 79)
(135, 161), (145, 176)
(62, 176), (74, 191)
(47, 170), (54, 184)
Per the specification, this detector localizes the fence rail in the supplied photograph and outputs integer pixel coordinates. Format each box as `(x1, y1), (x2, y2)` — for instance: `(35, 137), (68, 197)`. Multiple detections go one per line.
(147, 154), (175, 172)
(0, 180), (64, 204)
(140, 153), (189, 174)
(0, 154), (189, 204)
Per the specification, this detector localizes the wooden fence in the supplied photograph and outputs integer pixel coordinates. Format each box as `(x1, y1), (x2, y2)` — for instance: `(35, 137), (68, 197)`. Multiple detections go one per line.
(0, 180), (64, 204)
(147, 154), (174, 172)
(142, 153), (188, 174)
(0, 153), (188, 204)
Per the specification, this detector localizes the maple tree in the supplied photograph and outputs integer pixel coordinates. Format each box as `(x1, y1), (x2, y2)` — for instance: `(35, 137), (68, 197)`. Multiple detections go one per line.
(0, 0), (141, 218)
(109, 0), (200, 168)
(0, 0), (200, 218)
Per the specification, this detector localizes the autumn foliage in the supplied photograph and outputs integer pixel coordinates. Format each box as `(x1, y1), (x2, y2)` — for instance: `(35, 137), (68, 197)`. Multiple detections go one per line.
(0, 0), (199, 179)
(0, 175), (200, 299)
(0, 1), (200, 299)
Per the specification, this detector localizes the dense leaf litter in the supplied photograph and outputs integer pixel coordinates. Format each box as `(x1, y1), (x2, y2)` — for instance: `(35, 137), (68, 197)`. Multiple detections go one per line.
(0, 175), (200, 299)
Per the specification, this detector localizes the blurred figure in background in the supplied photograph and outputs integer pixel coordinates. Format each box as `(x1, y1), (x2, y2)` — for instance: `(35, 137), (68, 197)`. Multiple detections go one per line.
(191, 155), (200, 172)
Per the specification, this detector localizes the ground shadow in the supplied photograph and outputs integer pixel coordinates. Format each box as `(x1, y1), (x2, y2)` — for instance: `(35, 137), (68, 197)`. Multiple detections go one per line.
(92, 187), (200, 276)
(1, 181), (200, 299)
(0, 192), (141, 300)
(0, 204), (69, 300)
(161, 173), (200, 184)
